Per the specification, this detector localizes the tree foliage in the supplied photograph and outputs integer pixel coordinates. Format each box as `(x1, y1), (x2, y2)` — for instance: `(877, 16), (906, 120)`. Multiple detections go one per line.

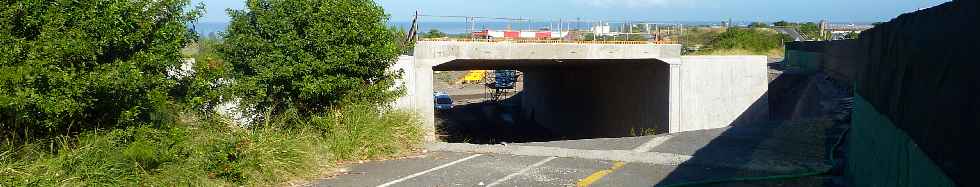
(845, 31), (860, 39)
(749, 22), (770, 28)
(220, 0), (402, 120)
(773, 21), (796, 27)
(799, 22), (824, 40)
(0, 0), (201, 139)
(422, 29), (447, 38)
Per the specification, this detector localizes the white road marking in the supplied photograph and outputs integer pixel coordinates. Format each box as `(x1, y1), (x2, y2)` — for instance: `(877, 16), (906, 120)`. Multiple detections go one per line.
(485, 157), (558, 187)
(427, 143), (691, 166)
(377, 154), (483, 187)
(632, 135), (674, 152)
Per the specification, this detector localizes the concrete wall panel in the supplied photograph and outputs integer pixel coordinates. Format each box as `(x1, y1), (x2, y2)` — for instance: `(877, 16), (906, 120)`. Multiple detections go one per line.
(677, 56), (769, 132)
(407, 41), (767, 141)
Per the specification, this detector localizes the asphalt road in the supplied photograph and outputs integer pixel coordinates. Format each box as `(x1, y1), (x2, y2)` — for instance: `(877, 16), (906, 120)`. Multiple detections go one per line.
(313, 120), (847, 187)
(773, 27), (805, 42)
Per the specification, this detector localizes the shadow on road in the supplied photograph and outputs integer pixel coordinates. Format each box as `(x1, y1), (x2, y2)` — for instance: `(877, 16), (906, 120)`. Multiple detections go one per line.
(654, 72), (852, 187)
(436, 93), (562, 144)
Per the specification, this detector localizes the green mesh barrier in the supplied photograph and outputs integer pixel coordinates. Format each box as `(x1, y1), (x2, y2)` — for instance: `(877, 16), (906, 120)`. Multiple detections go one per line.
(847, 95), (956, 187)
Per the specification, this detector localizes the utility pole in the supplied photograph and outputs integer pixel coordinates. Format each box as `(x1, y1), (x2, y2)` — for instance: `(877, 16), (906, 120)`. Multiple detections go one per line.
(558, 18), (563, 41)
(626, 20), (631, 41)
(593, 21), (598, 41)
(528, 17), (532, 31)
(468, 17), (476, 37)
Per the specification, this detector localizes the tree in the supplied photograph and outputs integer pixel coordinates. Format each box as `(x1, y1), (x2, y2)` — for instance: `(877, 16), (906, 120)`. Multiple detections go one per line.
(749, 22), (770, 28)
(799, 22), (824, 40)
(422, 29), (447, 38)
(0, 0), (201, 139)
(773, 21), (794, 27)
(845, 31), (860, 39)
(221, 0), (402, 120)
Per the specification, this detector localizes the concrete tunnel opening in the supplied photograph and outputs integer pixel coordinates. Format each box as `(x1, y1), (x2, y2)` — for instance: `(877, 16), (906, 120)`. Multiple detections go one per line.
(431, 59), (672, 144)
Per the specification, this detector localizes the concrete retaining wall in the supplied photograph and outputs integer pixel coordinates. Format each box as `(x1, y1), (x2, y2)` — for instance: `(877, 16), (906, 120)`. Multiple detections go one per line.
(676, 56), (770, 133)
(785, 40), (865, 82)
(390, 56), (415, 109)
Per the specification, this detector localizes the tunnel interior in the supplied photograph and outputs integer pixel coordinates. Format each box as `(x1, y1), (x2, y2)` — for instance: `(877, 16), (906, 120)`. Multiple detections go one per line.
(431, 59), (672, 144)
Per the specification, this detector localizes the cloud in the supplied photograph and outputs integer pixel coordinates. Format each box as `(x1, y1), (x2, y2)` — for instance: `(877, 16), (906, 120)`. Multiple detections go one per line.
(576, 0), (673, 8)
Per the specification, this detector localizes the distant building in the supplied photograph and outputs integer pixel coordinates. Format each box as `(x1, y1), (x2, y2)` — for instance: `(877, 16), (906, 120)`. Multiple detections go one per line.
(591, 25), (613, 36)
(472, 29), (569, 39)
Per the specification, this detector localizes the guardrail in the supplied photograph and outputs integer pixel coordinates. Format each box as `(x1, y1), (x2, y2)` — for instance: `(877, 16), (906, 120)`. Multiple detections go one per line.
(418, 38), (676, 44)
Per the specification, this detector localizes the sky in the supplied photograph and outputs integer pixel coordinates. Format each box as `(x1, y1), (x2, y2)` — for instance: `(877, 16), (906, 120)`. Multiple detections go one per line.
(193, 0), (951, 23)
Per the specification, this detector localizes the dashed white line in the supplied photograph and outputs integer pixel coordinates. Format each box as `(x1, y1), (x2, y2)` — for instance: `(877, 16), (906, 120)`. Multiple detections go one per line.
(486, 157), (558, 187)
(427, 143), (691, 165)
(631, 135), (674, 152)
(377, 154), (483, 187)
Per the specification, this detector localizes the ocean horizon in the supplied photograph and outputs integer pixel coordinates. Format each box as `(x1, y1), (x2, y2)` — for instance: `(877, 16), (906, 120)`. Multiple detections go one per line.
(193, 20), (876, 36)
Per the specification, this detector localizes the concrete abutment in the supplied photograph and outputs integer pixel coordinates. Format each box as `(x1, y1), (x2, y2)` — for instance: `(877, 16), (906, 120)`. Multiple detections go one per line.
(394, 41), (768, 141)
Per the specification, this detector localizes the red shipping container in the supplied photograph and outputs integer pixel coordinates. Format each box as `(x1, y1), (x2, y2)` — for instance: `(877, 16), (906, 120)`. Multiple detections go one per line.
(504, 31), (520, 38)
(535, 32), (551, 39)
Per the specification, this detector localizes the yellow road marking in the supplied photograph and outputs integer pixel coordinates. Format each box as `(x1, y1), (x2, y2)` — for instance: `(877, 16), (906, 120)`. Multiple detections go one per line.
(576, 161), (626, 187)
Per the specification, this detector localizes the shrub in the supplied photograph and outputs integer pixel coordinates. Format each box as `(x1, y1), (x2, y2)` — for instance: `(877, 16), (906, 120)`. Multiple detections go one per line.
(221, 0), (403, 120)
(0, 0), (201, 140)
(706, 28), (791, 54)
(0, 106), (422, 186)
(422, 29), (447, 38)
(178, 36), (234, 118)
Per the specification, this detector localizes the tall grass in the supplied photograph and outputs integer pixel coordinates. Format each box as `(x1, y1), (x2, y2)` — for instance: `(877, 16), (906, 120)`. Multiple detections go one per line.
(0, 105), (422, 186)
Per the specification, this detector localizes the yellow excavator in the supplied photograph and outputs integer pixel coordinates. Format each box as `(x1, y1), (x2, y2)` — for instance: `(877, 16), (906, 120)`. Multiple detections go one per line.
(457, 70), (487, 84)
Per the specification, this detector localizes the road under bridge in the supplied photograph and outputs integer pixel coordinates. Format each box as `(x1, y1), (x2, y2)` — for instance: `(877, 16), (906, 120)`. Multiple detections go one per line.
(392, 41), (769, 141)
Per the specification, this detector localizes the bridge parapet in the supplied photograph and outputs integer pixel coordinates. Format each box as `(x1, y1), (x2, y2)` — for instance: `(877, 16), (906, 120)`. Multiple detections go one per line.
(414, 41), (681, 61)
(418, 38), (676, 44)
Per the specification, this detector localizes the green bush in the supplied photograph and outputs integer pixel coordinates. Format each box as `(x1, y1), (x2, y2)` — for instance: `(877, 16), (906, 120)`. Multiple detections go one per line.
(0, 0), (201, 140)
(178, 36), (235, 118)
(221, 0), (403, 120)
(706, 28), (791, 54)
(1, 0), (424, 185)
(799, 22), (824, 40)
(422, 29), (447, 38)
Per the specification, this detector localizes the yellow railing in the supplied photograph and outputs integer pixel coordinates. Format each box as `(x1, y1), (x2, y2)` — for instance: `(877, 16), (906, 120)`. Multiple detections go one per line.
(418, 38), (676, 44)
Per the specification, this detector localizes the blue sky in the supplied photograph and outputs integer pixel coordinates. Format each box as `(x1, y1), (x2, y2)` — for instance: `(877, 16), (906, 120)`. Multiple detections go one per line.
(193, 0), (951, 23)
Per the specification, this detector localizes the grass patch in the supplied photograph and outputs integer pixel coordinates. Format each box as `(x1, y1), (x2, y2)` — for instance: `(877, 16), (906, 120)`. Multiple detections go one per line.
(0, 105), (422, 186)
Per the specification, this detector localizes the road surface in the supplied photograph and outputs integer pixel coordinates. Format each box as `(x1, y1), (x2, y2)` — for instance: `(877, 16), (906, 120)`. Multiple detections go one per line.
(313, 120), (847, 187)
(773, 27), (805, 41)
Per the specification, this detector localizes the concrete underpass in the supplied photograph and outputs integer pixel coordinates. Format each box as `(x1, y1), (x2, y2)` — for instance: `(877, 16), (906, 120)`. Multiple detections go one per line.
(393, 41), (770, 141)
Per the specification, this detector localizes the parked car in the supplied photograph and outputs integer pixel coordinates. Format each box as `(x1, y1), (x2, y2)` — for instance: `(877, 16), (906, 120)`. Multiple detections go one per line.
(434, 92), (453, 111)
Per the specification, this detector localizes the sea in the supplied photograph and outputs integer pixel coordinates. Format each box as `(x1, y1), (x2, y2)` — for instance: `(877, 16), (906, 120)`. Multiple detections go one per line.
(193, 21), (723, 37)
(193, 21), (874, 36)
